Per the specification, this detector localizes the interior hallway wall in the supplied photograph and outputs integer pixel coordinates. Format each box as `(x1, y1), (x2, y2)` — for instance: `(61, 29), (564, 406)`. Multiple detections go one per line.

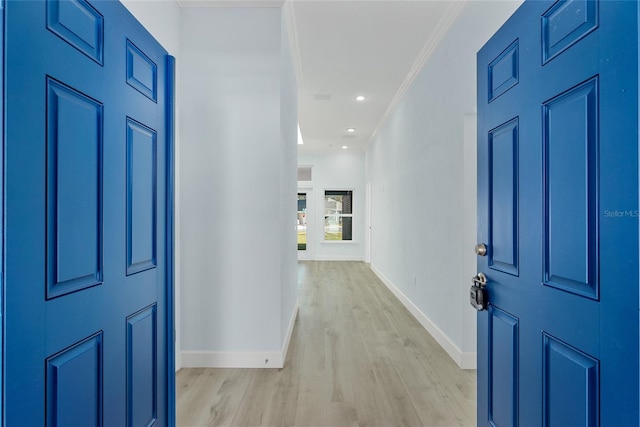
(298, 152), (366, 261)
(365, 0), (522, 368)
(121, 0), (183, 370)
(179, 6), (298, 368)
(280, 7), (300, 355)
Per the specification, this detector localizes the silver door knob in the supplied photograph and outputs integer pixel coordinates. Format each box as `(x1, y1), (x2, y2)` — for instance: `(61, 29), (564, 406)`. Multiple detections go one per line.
(475, 243), (488, 256)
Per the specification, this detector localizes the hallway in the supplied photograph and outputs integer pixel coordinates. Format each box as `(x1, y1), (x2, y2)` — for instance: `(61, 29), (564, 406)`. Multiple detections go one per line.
(176, 261), (476, 426)
(176, 261), (476, 427)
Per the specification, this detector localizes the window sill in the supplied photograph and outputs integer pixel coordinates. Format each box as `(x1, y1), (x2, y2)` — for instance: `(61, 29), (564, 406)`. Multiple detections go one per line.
(321, 240), (358, 245)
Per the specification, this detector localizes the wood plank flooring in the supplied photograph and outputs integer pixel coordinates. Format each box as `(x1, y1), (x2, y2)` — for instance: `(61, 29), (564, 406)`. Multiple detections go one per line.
(176, 261), (476, 427)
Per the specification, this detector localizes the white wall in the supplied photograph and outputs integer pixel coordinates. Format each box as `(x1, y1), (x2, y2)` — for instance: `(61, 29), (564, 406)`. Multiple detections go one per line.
(179, 7), (298, 368)
(365, 0), (522, 369)
(121, 0), (180, 56)
(279, 8), (300, 357)
(120, 0), (183, 370)
(298, 152), (366, 261)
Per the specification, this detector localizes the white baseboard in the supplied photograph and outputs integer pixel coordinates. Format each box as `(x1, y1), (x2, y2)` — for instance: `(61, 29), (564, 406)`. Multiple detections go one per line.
(461, 351), (477, 370)
(175, 350), (182, 372)
(181, 302), (300, 369)
(370, 264), (476, 370)
(181, 350), (284, 368)
(282, 302), (299, 363)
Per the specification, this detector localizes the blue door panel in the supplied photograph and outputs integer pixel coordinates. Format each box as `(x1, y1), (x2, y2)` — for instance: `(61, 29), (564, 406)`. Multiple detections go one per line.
(46, 77), (104, 299)
(126, 118), (158, 275)
(488, 40), (519, 103)
(488, 118), (519, 276)
(46, 332), (103, 427)
(488, 307), (518, 427)
(543, 333), (599, 427)
(46, 0), (104, 65)
(127, 305), (157, 427)
(126, 40), (158, 102)
(477, 1), (638, 425)
(5, 1), (172, 425)
(541, 0), (598, 64)
(543, 78), (598, 299)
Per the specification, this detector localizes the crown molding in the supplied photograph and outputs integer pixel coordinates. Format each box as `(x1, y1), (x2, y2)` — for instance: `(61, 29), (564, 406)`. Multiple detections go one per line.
(368, 0), (466, 144)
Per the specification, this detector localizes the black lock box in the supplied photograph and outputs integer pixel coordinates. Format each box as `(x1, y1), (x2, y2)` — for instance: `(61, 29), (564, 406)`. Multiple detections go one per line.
(470, 285), (488, 311)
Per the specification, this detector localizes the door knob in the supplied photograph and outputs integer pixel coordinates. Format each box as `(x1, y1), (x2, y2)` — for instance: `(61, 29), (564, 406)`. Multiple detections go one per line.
(475, 243), (488, 256)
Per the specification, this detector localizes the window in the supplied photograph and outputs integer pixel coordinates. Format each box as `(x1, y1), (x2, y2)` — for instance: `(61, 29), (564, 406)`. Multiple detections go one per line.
(297, 193), (307, 250)
(324, 190), (353, 241)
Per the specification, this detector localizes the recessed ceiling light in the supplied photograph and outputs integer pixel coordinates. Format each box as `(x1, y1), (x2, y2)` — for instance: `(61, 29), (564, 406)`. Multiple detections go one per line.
(342, 145), (348, 149)
(354, 95), (366, 102)
(346, 128), (356, 133)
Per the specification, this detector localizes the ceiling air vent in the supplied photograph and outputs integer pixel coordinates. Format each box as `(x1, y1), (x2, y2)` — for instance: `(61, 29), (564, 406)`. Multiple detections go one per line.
(297, 166), (312, 181)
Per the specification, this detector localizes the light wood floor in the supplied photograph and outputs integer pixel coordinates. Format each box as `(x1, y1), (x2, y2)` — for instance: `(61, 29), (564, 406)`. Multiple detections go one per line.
(177, 261), (476, 427)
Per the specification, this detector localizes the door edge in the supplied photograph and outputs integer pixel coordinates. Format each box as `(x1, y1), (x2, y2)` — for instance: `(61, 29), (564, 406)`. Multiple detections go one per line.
(165, 54), (176, 427)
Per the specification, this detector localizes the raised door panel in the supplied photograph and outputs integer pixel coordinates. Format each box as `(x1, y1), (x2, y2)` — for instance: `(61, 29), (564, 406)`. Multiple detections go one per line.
(127, 305), (157, 427)
(46, 333), (103, 427)
(46, 0), (104, 64)
(488, 307), (519, 427)
(488, 118), (519, 276)
(543, 334), (599, 427)
(543, 78), (599, 299)
(46, 78), (103, 299)
(126, 118), (157, 276)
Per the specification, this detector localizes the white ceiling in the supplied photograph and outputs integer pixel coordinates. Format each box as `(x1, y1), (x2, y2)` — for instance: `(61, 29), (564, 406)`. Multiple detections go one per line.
(288, 1), (464, 153)
(178, 0), (466, 153)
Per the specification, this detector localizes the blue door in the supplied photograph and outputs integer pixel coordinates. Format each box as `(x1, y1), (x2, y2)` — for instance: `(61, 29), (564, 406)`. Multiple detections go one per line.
(477, 1), (638, 425)
(4, 1), (174, 425)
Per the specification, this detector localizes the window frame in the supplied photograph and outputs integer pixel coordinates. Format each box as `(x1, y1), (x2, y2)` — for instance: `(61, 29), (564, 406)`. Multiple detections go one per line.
(323, 189), (354, 242)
